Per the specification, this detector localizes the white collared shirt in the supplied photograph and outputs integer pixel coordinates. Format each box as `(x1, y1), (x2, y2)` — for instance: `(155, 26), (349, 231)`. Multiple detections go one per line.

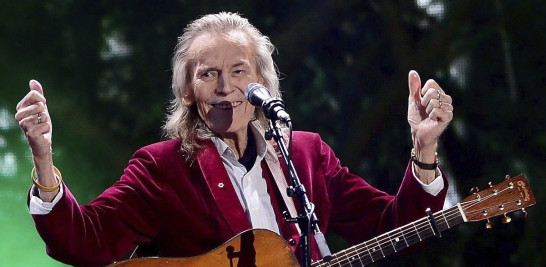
(210, 125), (280, 234)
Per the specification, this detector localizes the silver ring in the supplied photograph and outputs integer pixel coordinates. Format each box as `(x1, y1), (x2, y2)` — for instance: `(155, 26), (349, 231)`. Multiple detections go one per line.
(439, 100), (443, 108)
(37, 113), (42, 123)
(436, 89), (441, 101)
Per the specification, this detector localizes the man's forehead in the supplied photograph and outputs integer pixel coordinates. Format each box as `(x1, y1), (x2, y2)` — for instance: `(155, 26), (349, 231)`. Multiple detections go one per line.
(188, 31), (253, 61)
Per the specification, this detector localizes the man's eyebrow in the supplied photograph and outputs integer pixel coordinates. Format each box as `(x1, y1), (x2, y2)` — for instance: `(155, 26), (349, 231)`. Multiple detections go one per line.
(231, 62), (250, 68)
(194, 61), (249, 73)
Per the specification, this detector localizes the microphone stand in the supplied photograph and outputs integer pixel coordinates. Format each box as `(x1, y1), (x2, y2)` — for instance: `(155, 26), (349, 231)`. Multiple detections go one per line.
(266, 119), (332, 267)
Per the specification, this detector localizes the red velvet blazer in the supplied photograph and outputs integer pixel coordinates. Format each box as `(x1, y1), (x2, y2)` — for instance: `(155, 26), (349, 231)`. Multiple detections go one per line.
(31, 131), (447, 266)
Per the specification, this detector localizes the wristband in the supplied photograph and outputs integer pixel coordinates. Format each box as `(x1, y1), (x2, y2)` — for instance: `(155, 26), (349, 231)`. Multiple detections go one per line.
(411, 149), (438, 170)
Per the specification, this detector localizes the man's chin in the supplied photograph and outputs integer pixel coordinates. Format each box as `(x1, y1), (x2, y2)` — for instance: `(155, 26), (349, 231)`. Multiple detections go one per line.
(210, 126), (249, 138)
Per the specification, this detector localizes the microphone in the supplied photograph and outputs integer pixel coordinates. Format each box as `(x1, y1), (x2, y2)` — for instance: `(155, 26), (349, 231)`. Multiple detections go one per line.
(245, 83), (291, 123)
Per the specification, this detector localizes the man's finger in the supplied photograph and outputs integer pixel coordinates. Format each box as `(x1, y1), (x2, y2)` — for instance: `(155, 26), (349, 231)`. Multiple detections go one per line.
(422, 89), (452, 110)
(421, 79), (443, 94)
(15, 102), (46, 121)
(429, 107), (453, 123)
(16, 90), (47, 109)
(17, 81), (47, 109)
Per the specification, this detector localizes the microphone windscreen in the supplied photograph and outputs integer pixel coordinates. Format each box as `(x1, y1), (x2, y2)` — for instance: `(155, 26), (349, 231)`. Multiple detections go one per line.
(245, 83), (271, 106)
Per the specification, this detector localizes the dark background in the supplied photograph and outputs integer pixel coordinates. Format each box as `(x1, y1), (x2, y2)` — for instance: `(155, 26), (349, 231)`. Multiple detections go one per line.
(0, 0), (543, 266)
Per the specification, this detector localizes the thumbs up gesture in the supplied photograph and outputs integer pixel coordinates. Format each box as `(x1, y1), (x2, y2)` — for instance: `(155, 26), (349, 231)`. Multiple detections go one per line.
(15, 80), (53, 159)
(407, 71), (453, 171)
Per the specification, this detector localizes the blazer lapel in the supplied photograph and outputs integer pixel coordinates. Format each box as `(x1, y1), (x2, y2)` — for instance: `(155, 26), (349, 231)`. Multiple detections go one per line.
(196, 141), (251, 235)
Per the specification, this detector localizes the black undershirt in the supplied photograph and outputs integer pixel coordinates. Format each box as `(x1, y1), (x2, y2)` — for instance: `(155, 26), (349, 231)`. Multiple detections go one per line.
(238, 130), (257, 171)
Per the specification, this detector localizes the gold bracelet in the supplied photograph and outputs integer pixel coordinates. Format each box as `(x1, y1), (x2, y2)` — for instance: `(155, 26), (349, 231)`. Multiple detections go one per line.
(31, 166), (62, 192)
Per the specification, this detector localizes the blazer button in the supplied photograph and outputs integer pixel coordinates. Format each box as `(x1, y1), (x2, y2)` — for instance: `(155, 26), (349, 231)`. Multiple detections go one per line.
(218, 182), (224, 188)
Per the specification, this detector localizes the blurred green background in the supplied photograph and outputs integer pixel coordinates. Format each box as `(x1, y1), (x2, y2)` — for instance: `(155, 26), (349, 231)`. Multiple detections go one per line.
(1, 0), (544, 266)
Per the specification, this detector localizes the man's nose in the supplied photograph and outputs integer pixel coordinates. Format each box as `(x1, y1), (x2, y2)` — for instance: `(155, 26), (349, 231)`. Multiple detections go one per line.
(216, 74), (235, 95)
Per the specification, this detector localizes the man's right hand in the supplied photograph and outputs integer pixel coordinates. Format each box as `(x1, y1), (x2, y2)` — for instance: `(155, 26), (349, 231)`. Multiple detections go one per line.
(15, 80), (58, 200)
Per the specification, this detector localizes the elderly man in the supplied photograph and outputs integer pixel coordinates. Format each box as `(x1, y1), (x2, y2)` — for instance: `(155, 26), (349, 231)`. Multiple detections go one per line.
(16, 12), (452, 266)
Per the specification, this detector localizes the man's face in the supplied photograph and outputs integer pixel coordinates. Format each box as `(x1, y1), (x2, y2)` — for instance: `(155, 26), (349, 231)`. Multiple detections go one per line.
(185, 31), (261, 138)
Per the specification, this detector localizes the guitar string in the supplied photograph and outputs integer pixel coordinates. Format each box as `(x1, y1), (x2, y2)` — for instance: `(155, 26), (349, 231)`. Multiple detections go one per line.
(340, 214), (456, 266)
(314, 183), (517, 267)
(313, 206), (463, 267)
(315, 208), (467, 267)
(314, 208), (460, 266)
(457, 186), (516, 217)
(315, 187), (512, 267)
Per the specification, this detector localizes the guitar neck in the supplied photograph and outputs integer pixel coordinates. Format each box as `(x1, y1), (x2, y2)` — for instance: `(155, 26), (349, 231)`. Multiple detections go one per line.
(313, 205), (465, 266)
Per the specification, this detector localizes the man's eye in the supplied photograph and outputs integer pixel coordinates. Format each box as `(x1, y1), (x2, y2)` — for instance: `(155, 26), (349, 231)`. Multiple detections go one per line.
(232, 70), (246, 77)
(201, 71), (217, 79)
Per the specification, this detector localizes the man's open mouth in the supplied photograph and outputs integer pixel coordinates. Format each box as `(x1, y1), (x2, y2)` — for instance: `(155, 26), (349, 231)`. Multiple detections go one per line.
(212, 101), (243, 109)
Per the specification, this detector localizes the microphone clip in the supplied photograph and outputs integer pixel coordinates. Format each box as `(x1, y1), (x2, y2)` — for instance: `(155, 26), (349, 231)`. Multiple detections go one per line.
(262, 97), (291, 123)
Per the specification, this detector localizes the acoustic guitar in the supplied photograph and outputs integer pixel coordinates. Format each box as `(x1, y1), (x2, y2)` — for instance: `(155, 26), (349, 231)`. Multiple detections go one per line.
(110, 174), (536, 267)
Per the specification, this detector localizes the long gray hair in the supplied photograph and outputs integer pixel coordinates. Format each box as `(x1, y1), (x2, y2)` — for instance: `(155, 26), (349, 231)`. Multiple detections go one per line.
(163, 12), (280, 161)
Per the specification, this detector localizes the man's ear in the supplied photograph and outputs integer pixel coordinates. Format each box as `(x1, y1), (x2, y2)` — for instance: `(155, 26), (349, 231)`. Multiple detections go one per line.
(181, 87), (195, 107)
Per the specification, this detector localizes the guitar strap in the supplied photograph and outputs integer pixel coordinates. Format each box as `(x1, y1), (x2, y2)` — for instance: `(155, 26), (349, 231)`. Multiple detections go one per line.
(264, 131), (302, 235)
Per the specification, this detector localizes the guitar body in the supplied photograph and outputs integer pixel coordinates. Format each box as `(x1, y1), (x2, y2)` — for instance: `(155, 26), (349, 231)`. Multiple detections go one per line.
(110, 229), (300, 267)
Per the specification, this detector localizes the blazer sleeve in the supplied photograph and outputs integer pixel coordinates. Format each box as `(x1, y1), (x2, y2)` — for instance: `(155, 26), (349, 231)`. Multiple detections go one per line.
(312, 134), (448, 245)
(30, 148), (164, 267)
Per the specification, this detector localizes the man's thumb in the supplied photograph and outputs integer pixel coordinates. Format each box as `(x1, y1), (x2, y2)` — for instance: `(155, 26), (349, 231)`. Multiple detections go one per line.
(408, 70), (421, 103)
(29, 79), (44, 96)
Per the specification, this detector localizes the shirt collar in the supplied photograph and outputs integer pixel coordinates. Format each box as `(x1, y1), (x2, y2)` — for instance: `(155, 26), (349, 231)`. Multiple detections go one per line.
(211, 122), (267, 161)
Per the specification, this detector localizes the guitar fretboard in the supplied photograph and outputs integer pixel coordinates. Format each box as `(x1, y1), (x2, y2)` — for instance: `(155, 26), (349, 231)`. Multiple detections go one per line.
(312, 206), (465, 267)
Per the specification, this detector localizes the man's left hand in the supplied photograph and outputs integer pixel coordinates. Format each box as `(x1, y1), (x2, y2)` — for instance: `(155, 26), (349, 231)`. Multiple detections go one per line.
(407, 70), (453, 158)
